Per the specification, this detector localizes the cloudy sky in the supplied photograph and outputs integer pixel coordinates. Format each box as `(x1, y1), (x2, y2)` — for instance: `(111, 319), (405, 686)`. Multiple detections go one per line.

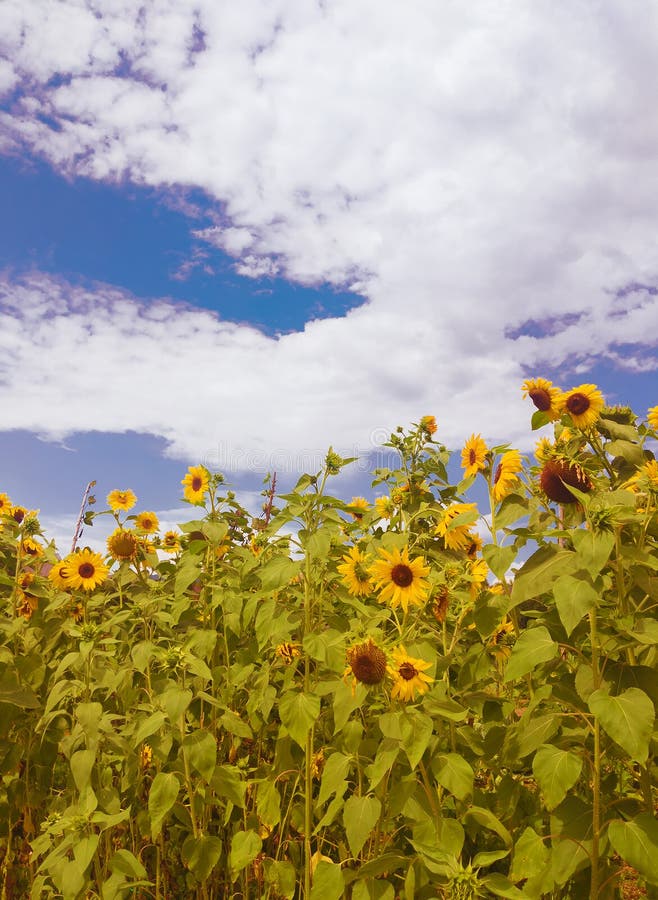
(1, 0), (658, 549)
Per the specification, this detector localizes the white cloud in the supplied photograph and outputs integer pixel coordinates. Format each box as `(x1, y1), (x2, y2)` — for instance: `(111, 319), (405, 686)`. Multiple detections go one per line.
(1, 2), (658, 463)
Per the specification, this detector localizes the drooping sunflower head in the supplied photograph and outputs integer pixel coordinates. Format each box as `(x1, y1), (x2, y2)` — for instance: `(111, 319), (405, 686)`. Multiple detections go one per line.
(647, 405), (658, 431)
(275, 642), (302, 664)
(62, 548), (109, 592)
(16, 590), (38, 620)
(460, 434), (488, 479)
(432, 584), (451, 623)
(181, 465), (210, 504)
(388, 646), (434, 702)
(21, 537), (43, 558)
(521, 378), (563, 421)
(492, 450), (523, 503)
(489, 619), (515, 663)
(347, 497), (370, 520)
(135, 511), (159, 534)
(11, 505), (27, 524)
(337, 546), (372, 597)
(107, 489), (137, 512)
(346, 639), (388, 686)
(369, 545), (430, 614)
(435, 503), (479, 552)
(562, 384), (605, 430)
(48, 560), (71, 590)
(107, 528), (139, 561)
(540, 459), (592, 505)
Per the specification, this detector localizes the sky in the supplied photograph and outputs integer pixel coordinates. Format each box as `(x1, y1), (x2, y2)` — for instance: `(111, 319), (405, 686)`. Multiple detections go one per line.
(1, 1), (658, 552)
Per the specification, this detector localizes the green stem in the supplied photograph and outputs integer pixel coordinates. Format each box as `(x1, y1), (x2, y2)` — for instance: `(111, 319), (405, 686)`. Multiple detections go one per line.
(590, 609), (601, 900)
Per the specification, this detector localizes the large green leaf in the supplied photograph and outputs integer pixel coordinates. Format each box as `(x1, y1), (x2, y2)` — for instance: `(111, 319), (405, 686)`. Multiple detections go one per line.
(258, 556), (302, 591)
(148, 772), (180, 840)
(532, 745), (582, 810)
(229, 831), (262, 881)
(309, 860), (345, 900)
(553, 574), (598, 636)
(503, 627), (558, 682)
(462, 807), (512, 846)
(211, 765), (246, 808)
(279, 691), (320, 748)
(399, 708), (433, 769)
(257, 779), (281, 828)
(185, 835), (223, 883)
(432, 754), (473, 800)
(483, 544), (517, 581)
(343, 795), (381, 856)
(480, 874), (526, 898)
(70, 749), (96, 793)
(588, 688), (654, 762)
(608, 815), (658, 886)
(509, 547), (577, 608)
(183, 729), (217, 782)
(318, 752), (351, 804)
(571, 528), (615, 577)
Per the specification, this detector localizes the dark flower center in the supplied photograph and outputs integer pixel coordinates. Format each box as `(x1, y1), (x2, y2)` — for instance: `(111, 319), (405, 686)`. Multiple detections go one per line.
(529, 388), (552, 412)
(192, 477), (202, 491)
(78, 563), (95, 579)
(469, 449), (477, 464)
(540, 460), (592, 504)
(493, 463), (502, 485)
(391, 564), (413, 587)
(13, 509), (25, 523)
(399, 662), (419, 681)
(566, 393), (590, 416)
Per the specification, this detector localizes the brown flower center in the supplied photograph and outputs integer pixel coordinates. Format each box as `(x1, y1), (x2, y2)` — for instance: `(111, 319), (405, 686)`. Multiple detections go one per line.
(493, 463), (502, 485)
(469, 449), (477, 465)
(78, 563), (95, 579)
(13, 509), (25, 523)
(399, 661), (419, 681)
(192, 477), (202, 491)
(566, 393), (590, 416)
(529, 388), (551, 412)
(391, 564), (413, 587)
(540, 460), (592, 504)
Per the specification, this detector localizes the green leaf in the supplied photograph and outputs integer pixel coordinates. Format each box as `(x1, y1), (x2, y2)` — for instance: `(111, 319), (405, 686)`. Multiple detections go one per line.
(509, 547), (577, 608)
(175, 557), (202, 597)
(148, 772), (180, 840)
(263, 859), (296, 899)
(571, 528), (615, 577)
(309, 860), (345, 900)
(432, 754), (473, 800)
(399, 709), (433, 769)
(472, 850), (510, 868)
(279, 691), (320, 748)
(421, 695), (469, 722)
(509, 827), (550, 881)
(608, 815), (658, 886)
(132, 711), (167, 747)
(201, 519), (228, 546)
(109, 849), (148, 879)
(73, 834), (99, 873)
(257, 779), (281, 828)
(343, 795), (382, 856)
(503, 626), (558, 682)
(352, 880), (395, 900)
(588, 687), (654, 762)
(553, 574), (598, 636)
(318, 752), (351, 804)
(480, 874), (526, 898)
(333, 679), (365, 733)
(183, 729), (217, 782)
(365, 740), (399, 791)
(220, 709), (253, 739)
(462, 807), (512, 846)
(211, 765), (246, 808)
(185, 835), (223, 882)
(258, 556), (302, 591)
(0, 671), (40, 708)
(160, 687), (192, 723)
(229, 831), (262, 881)
(483, 544), (517, 581)
(532, 744), (582, 810)
(70, 749), (95, 793)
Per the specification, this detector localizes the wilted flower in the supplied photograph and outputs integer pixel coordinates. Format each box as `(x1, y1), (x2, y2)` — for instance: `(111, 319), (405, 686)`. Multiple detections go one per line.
(420, 415), (437, 435)
(346, 638), (388, 686)
(540, 459), (592, 504)
(107, 528), (139, 561)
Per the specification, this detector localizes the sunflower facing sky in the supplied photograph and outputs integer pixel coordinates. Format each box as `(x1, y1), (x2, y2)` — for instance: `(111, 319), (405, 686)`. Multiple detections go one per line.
(388, 646), (434, 702)
(460, 434), (488, 479)
(106, 528), (139, 561)
(648, 405), (658, 430)
(135, 511), (159, 533)
(62, 548), (109, 591)
(107, 489), (137, 512)
(521, 377), (563, 421)
(369, 545), (430, 613)
(337, 545), (372, 596)
(562, 384), (605, 430)
(181, 465), (210, 504)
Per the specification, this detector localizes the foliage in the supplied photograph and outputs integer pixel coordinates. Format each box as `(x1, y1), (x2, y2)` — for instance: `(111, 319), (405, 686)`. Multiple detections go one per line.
(0, 388), (657, 899)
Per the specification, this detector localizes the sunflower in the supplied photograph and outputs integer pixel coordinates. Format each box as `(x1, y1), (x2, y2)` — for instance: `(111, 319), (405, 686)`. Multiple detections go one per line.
(16, 590), (38, 620)
(420, 415), (438, 436)
(140, 744), (153, 769)
(135, 511), (159, 534)
(562, 384), (605, 430)
(374, 496), (394, 520)
(48, 560), (71, 590)
(21, 537), (43, 558)
(345, 638), (387, 687)
(648, 405), (658, 430)
(11, 506), (27, 524)
(521, 378), (563, 421)
(347, 497), (369, 520)
(62, 548), (109, 592)
(435, 503), (479, 552)
(107, 528), (139, 561)
(337, 546), (372, 596)
(369, 545), (430, 613)
(0, 493), (12, 516)
(275, 642), (301, 664)
(182, 465), (209, 504)
(492, 450), (523, 503)
(432, 585), (451, 623)
(469, 558), (489, 598)
(107, 489), (137, 512)
(540, 459), (592, 504)
(489, 619), (515, 663)
(460, 434), (488, 479)
(534, 437), (553, 462)
(465, 533), (483, 560)
(162, 530), (182, 553)
(388, 646), (434, 702)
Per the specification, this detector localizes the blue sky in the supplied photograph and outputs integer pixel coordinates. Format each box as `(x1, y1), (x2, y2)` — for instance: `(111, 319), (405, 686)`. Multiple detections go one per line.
(1, 1), (657, 551)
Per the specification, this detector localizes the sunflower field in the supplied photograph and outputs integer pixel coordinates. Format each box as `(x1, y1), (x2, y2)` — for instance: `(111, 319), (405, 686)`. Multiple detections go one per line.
(1, 382), (658, 900)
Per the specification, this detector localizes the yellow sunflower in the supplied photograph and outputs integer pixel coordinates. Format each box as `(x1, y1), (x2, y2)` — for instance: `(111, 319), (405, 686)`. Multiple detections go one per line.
(181, 465), (209, 504)
(275, 642), (302, 664)
(0, 493), (12, 516)
(435, 503), (479, 552)
(11, 505), (27, 524)
(21, 537), (43, 558)
(162, 530), (182, 553)
(489, 619), (515, 663)
(347, 497), (369, 520)
(647, 405), (658, 430)
(107, 528), (139, 561)
(534, 437), (553, 462)
(420, 415), (438, 435)
(389, 646), (434, 702)
(374, 496), (394, 520)
(469, 558), (490, 598)
(460, 434), (488, 479)
(337, 546), (372, 596)
(521, 378), (563, 421)
(492, 450), (523, 503)
(562, 384), (605, 430)
(369, 545), (430, 613)
(107, 489), (137, 512)
(135, 511), (159, 534)
(62, 548), (109, 592)
(48, 560), (71, 590)
(16, 590), (38, 620)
